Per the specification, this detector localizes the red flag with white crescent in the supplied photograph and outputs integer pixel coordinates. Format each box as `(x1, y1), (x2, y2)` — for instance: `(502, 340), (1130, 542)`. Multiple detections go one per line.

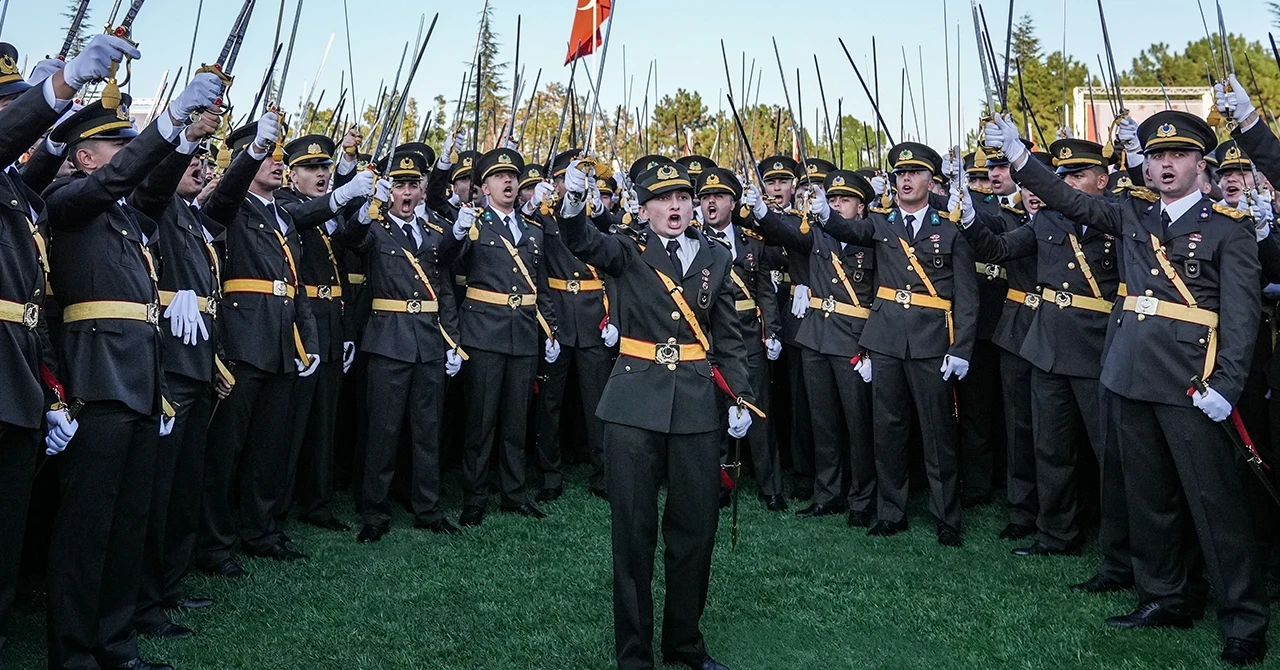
(565, 0), (611, 65)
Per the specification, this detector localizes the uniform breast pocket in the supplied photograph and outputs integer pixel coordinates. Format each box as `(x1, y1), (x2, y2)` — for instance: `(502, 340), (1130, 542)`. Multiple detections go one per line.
(919, 252), (952, 273)
(1174, 321), (1212, 350)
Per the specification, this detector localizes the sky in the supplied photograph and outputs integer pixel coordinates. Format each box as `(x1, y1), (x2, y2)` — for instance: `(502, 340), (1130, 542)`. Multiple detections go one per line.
(1, 0), (1276, 149)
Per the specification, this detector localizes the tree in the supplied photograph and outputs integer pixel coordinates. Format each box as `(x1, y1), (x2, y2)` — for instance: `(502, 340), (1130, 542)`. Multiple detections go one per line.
(1005, 14), (1090, 148)
(59, 0), (93, 58)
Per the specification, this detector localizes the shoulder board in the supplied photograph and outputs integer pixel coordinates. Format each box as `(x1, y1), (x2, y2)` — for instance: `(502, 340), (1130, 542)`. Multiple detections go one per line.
(742, 227), (763, 241)
(423, 220), (444, 235)
(1129, 187), (1159, 202)
(869, 204), (893, 215)
(1000, 204), (1026, 216)
(969, 185), (994, 195)
(522, 214), (543, 228)
(1212, 202), (1249, 220)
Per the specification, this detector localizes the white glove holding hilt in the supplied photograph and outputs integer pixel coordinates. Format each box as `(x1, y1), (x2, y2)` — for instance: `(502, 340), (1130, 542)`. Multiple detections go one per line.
(1192, 386), (1232, 422)
(745, 184), (769, 220)
(765, 336), (782, 361)
(1214, 74), (1257, 124)
(334, 169), (376, 207)
(601, 323), (619, 347)
(544, 338), (561, 364)
(61, 34), (141, 90)
(296, 354), (320, 377)
(44, 408), (78, 455)
(452, 205), (477, 240)
(948, 181), (976, 227)
(342, 341), (356, 374)
(984, 115), (1027, 165)
(445, 349), (463, 377)
(169, 72), (225, 123)
(808, 187), (831, 223)
(727, 405), (752, 439)
(940, 354), (970, 381)
(854, 355), (873, 383)
(253, 111), (281, 154)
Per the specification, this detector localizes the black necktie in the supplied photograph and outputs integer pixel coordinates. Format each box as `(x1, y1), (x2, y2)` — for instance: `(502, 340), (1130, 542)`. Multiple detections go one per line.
(401, 222), (419, 251)
(666, 239), (684, 277)
(904, 214), (917, 238)
(1161, 210), (1172, 229)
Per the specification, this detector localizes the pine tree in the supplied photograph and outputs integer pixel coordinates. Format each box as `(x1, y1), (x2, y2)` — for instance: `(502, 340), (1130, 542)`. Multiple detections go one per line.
(60, 0), (93, 58)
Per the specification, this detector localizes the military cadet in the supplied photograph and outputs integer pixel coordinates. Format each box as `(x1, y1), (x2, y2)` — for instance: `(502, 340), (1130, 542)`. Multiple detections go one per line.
(130, 118), (230, 641)
(450, 147), (559, 526)
(751, 168), (878, 524)
(43, 63), (223, 670)
(987, 107), (1268, 666)
(812, 142), (979, 547)
(677, 154), (714, 181)
(518, 163), (546, 209)
(198, 111), (320, 576)
(425, 130), (477, 222)
(697, 167), (784, 510)
(1214, 140), (1264, 210)
(0, 40), (117, 667)
(557, 158), (752, 670)
(276, 134), (374, 533)
(532, 149), (616, 501)
(339, 148), (465, 542)
(756, 154), (814, 500)
(957, 139), (1134, 579)
(964, 152), (990, 191)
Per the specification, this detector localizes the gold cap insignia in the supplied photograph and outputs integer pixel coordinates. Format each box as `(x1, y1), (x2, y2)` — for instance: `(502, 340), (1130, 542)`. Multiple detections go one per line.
(462, 157), (473, 167)
(307, 143), (322, 156)
(1157, 123), (1176, 138)
(399, 156), (415, 170)
(1059, 147), (1073, 159)
(116, 104), (130, 121)
(899, 149), (913, 161)
(1117, 175), (1133, 188)
(773, 161), (784, 171)
(706, 173), (721, 185)
(497, 153), (513, 164)
(0, 54), (17, 76)
(832, 175), (846, 186)
(656, 164), (678, 180)
(807, 163), (819, 174)
(690, 160), (702, 170)
(596, 179), (608, 189)
(1225, 145), (1241, 161)
(529, 168), (540, 177)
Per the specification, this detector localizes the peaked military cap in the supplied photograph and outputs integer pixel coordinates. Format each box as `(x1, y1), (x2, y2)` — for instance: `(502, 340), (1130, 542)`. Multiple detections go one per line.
(1213, 139), (1253, 173)
(984, 139), (1034, 167)
(0, 43), (31, 98)
(1139, 110), (1217, 155)
(386, 149), (426, 180)
(1048, 138), (1107, 174)
(695, 167), (742, 200)
(628, 153), (671, 183)
(451, 150), (479, 182)
(476, 147), (524, 181)
(283, 134), (335, 168)
(962, 152), (987, 177)
(635, 161), (693, 205)
(889, 142), (940, 175)
(758, 155), (798, 181)
(677, 154), (715, 178)
(1029, 150), (1054, 168)
(824, 169), (873, 202)
(798, 158), (837, 183)
(597, 176), (617, 196)
(552, 148), (581, 178)
(519, 164), (545, 190)
(396, 141), (437, 169)
(52, 94), (139, 146)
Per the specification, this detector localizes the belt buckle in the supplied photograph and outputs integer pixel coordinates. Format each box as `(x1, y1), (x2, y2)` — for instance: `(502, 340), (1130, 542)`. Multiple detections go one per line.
(655, 342), (681, 366)
(1024, 294), (1041, 309)
(21, 303), (38, 329)
(1134, 295), (1159, 316)
(146, 302), (160, 326)
(821, 296), (837, 313)
(1054, 291), (1073, 308)
(272, 280), (288, 297)
(983, 263), (1003, 278)
(207, 296), (218, 318)
(507, 293), (522, 309)
(566, 279), (581, 294)
(894, 289), (912, 307)
(318, 285), (332, 300)
(406, 299), (422, 314)
(770, 270), (783, 285)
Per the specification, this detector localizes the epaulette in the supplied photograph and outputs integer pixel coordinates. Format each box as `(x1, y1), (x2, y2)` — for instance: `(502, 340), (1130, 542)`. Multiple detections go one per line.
(1213, 202), (1249, 220)
(522, 213), (543, 228)
(1000, 203), (1026, 216)
(969, 185), (994, 195)
(709, 236), (730, 249)
(1129, 187), (1159, 202)
(742, 227), (763, 241)
(869, 204), (893, 215)
(423, 219), (444, 235)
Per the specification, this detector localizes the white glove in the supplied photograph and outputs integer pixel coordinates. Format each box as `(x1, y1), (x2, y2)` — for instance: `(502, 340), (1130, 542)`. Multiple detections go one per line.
(28, 58), (65, 85)
(1215, 74), (1258, 123)
(745, 184), (768, 219)
(1250, 189), (1275, 243)
(1116, 115), (1142, 155)
(727, 405), (752, 439)
(564, 159), (590, 196)
(254, 111), (281, 152)
(1192, 386), (1232, 422)
(626, 190), (641, 218)
(163, 289), (209, 346)
(948, 181), (975, 226)
(940, 150), (957, 179)
(445, 349), (463, 377)
(588, 178), (604, 214)
(601, 323), (619, 347)
(296, 354), (320, 377)
(765, 336), (781, 361)
(159, 414), (175, 437)
(988, 115), (1026, 164)
(790, 284), (811, 319)
(61, 34), (141, 90)
(169, 72), (225, 121)
(854, 356), (873, 383)
(871, 175), (887, 197)
(342, 341), (355, 374)
(808, 187), (831, 223)
(453, 130), (468, 158)
(544, 338), (561, 364)
(44, 408), (78, 455)
(452, 205), (477, 240)
(334, 169), (376, 206)
(940, 354), (970, 381)
(533, 181), (555, 207)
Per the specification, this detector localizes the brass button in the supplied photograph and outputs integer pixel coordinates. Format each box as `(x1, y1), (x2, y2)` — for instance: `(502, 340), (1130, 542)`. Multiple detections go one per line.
(671, 311), (681, 320)
(1199, 338), (1206, 344)
(1144, 289), (1153, 297)
(1189, 242), (1197, 249)
(831, 278), (838, 283)
(1188, 252), (1195, 258)
(1137, 314), (1146, 321)
(121, 230), (128, 235)
(1067, 262), (1076, 269)
(1061, 282), (1070, 289)
(1151, 268), (1159, 275)
(573, 271), (580, 278)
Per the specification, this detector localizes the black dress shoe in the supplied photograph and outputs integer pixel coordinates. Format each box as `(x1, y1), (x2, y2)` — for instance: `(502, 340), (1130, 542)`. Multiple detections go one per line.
(301, 516), (351, 532)
(763, 495), (788, 512)
(140, 620), (194, 640)
(1104, 602), (1194, 630)
(846, 509), (873, 528)
(1070, 573), (1134, 594)
(1221, 638), (1267, 666)
(795, 501), (843, 517)
(164, 596), (213, 611)
(1012, 541), (1079, 557)
(867, 519), (909, 537)
(107, 657), (174, 670)
(535, 487), (563, 503)
(415, 518), (462, 535)
(356, 524), (388, 544)
(936, 524), (963, 547)
(201, 559), (248, 578)
(998, 523), (1035, 541)
(459, 506), (485, 527)
(249, 543), (309, 561)
(589, 487), (608, 500)
(500, 503), (547, 519)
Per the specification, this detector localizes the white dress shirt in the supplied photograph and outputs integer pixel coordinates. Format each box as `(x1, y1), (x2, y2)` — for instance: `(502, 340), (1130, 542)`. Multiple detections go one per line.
(247, 191), (288, 235)
(898, 204), (930, 238)
(491, 205), (521, 244)
(1161, 189), (1203, 226)
(655, 230), (700, 274)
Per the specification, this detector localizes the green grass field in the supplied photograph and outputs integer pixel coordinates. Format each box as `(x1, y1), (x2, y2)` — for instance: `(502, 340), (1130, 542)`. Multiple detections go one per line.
(4, 469), (1273, 670)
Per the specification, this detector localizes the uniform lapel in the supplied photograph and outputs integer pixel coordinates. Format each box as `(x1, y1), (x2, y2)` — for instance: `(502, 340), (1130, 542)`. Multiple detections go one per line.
(1165, 197), (1208, 242)
(639, 226), (682, 282)
(1139, 200), (1165, 242)
(683, 228), (715, 281)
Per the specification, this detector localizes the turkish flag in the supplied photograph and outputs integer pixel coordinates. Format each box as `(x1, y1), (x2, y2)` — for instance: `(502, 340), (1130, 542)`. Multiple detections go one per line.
(564, 0), (611, 65)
